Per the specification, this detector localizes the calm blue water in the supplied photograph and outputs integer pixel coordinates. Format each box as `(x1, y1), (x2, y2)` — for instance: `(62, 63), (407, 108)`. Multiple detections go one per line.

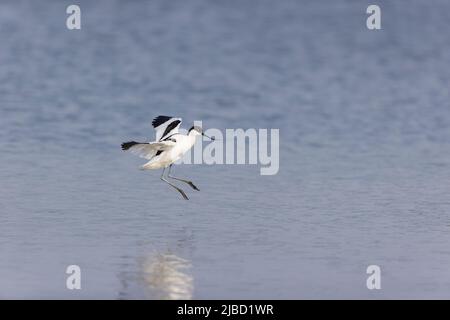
(1, 0), (450, 299)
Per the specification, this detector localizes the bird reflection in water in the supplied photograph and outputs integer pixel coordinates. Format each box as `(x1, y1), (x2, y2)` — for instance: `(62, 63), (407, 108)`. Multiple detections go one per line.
(142, 252), (193, 300)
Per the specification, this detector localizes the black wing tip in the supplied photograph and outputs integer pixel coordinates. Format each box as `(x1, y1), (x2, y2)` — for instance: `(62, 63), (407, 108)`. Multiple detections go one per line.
(121, 141), (139, 150)
(152, 115), (173, 128)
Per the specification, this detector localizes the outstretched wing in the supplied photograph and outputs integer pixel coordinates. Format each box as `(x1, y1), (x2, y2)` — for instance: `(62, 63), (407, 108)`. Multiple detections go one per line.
(152, 115), (182, 141)
(121, 140), (175, 160)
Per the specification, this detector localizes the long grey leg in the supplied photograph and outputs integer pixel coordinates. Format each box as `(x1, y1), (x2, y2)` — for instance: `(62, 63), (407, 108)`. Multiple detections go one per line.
(168, 165), (200, 191)
(160, 167), (189, 200)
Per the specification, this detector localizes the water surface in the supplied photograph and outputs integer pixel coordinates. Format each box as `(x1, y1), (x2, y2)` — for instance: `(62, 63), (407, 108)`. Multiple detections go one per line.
(1, 0), (450, 299)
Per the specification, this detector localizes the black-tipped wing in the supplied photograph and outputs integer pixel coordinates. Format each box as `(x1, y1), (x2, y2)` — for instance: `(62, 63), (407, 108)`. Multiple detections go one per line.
(151, 115), (182, 141)
(152, 116), (173, 128)
(121, 140), (175, 160)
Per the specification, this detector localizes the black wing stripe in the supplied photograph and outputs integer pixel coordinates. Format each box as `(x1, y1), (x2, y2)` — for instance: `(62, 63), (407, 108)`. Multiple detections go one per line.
(152, 115), (173, 128)
(159, 120), (181, 141)
(162, 133), (179, 141)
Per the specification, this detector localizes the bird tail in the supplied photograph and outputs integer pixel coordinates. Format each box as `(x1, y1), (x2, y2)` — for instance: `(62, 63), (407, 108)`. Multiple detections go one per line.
(121, 141), (140, 150)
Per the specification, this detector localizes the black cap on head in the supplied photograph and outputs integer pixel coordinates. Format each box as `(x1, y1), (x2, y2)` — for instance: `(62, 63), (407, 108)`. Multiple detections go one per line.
(189, 126), (203, 133)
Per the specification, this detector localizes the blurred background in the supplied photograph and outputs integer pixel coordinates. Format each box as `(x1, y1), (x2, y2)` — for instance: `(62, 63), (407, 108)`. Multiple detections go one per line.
(1, 0), (450, 298)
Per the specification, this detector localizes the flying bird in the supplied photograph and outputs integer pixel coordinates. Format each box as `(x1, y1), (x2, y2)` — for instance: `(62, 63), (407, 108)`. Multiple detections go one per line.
(121, 116), (214, 200)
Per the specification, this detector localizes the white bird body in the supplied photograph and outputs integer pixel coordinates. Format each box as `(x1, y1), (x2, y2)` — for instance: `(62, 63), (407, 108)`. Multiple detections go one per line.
(121, 116), (211, 200)
(141, 132), (199, 169)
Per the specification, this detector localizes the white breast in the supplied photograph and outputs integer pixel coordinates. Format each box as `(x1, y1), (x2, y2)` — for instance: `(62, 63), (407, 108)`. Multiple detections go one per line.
(171, 135), (196, 161)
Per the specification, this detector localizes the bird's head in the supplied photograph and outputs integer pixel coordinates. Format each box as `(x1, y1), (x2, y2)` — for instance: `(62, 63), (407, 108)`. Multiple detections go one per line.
(188, 126), (215, 140)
